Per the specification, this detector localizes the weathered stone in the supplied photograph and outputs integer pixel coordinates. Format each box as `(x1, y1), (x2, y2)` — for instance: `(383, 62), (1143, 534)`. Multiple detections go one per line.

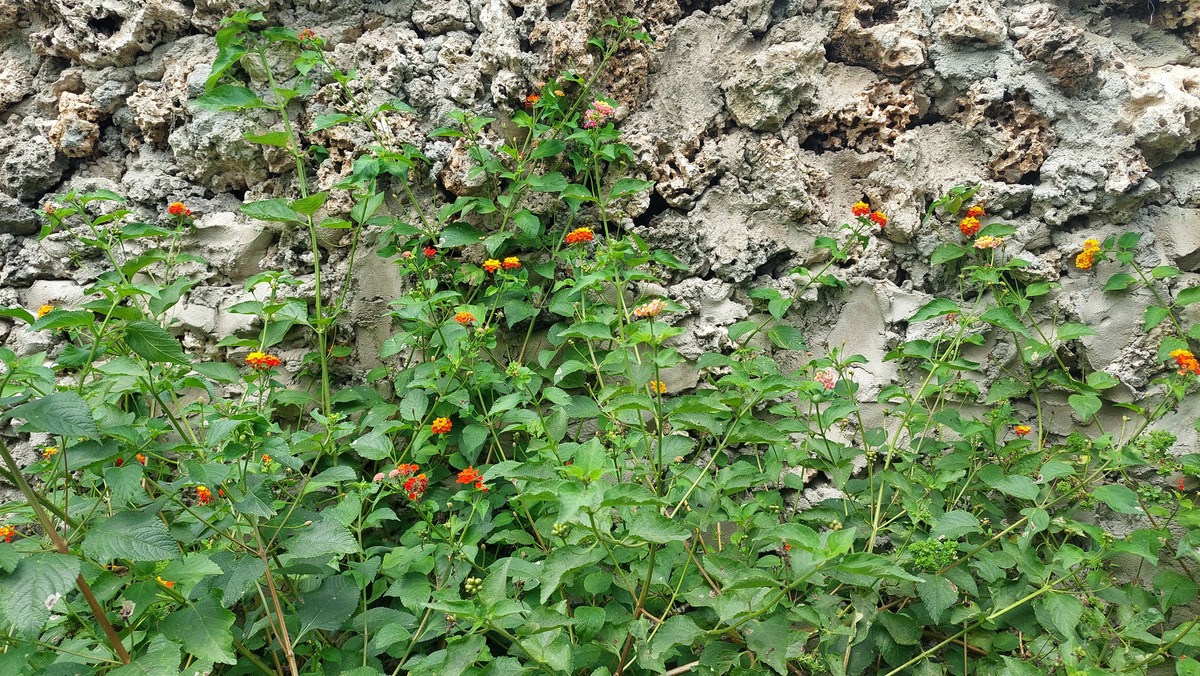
(1116, 64), (1200, 167)
(0, 193), (38, 235)
(28, 0), (191, 67)
(186, 212), (275, 279)
(47, 91), (101, 157)
(1, 136), (67, 200)
(933, 0), (1005, 47)
(720, 37), (823, 132)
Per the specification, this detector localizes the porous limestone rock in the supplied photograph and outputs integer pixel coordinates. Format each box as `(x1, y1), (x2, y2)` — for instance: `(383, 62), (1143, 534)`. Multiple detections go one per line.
(47, 91), (101, 157)
(1, 136), (67, 200)
(0, 193), (38, 236)
(28, 0), (190, 67)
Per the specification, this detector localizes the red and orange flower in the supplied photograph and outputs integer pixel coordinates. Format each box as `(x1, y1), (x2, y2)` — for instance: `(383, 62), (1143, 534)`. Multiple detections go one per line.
(431, 417), (453, 435)
(565, 227), (594, 245)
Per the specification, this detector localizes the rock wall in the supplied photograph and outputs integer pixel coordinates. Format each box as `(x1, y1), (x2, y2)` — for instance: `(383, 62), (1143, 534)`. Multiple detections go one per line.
(1, 0), (1200, 462)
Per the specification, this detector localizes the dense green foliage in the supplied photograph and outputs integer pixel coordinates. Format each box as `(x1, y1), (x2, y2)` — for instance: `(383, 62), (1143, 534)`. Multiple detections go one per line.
(2, 13), (1200, 676)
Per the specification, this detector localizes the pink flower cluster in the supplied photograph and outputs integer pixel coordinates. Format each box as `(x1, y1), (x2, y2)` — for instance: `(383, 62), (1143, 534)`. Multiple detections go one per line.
(582, 100), (616, 129)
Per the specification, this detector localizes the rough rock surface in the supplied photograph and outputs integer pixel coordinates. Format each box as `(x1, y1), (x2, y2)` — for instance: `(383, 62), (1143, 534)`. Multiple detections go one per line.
(0, 0), (1198, 539)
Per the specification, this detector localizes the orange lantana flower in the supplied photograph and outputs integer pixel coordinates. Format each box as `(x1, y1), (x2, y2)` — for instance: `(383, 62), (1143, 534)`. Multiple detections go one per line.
(565, 227), (594, 245)
(431, 417), (453, 434)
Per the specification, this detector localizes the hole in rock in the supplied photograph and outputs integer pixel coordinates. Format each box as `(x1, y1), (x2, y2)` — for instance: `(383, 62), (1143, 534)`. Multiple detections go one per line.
(633, 189), (671, 229)
(856, 0), (906, 28)
(88, 12), (123, 38)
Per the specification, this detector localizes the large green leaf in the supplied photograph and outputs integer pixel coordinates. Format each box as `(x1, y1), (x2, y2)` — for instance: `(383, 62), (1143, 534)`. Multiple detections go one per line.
(440, 223), (486, 247)
(195, 84), (263, 111)
(108, 635), (182, 676)
(623, 510), (690, 543)
(124, 320), (190, 365)
(284, 518), (359, 559)
(161, 598), (237, 664)
(1093, 484), (1141, 515)
(743, 614), (790, 675)
(918, 575), (957, 623)
(908, 298), (959, 323)
(240, 198), (303, 224)
(980, 306), (1030, 338)
(293, 574), (358, 642)
(1035, 594), (1083, 641)
(4, 391), (100, 439)
(82, 510), (179, 563)
(0, 554), (80, 636)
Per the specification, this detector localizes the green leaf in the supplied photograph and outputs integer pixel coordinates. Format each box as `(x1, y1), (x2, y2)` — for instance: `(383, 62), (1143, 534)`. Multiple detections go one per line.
(312, 113), (354, 131)
(293, 574), (358, 642)
(908, 298), (959, 323)
(877, 611), (921, 646)
(980, 306), (1030, 337)
(1177, 286), (1200, 307)
(3, 391), (100, 440)
(0, 306), (35, 324)
(538, 545), (605, 603)
(1102, 272), (1137, 292)
(1145, 305), (1170, 331)
(743, 614), (789, 675)
(530, 139), (566, 160)
(161, 598), (236, 664)
(243, 130), (290, 147)
(1056, 323), (1096, 341)
(83, 510), (179, 563)
(195, 84), (263, 111)
(0, 554), (80, 635)
(513, 210), (542, 239)
(1093, 484), (1141, 515)
(978, 465), (1039, 501)
(284, 518), (360, 559)
(351, 430), (393, 460)
(292, 192), (328, 215)
(835, 553), (921, 582)
(124, 320), (190, 365)
(767, 325), (806, 350)
(624, 511), (690, 543)
(529, 171), (567, 192)
(29, 309), (95, 332)
(1036, 594), (1083, 641)
(1152, 265), (1181, 279)
(240, 198), (303, 224)
(440, 223), (486, 247)
(918, 576), (957, 623)
(561, 322), (613, 341)
(930, 510), (981, 539)
(1068, 393), (1102, 422)
(109, 635), (182, 676)
(930, 243), (969, 265)
(609, 178), (655, 199)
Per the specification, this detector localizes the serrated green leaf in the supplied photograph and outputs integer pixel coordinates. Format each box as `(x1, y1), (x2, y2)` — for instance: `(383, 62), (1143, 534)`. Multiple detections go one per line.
(918, 576), (957, 623)
(1056, 322), (1097, 341)
(284, 518), (359, 559)
(1103, 272), (1137, 292)
(743, 614), (789, 675)
(1068, 393), (1102, 422)
(979, 465), (1039, 501)
(293, 574), (358, 642)
(909, 298), (959, 322)
(312, 113), (354, 131)
(195, 84), (263, 111)
(530, 139), (566, 160)
(83, 510), (179, 563)
(1093, 484), (1141, 515)
(161, 598), (236, 665)
(124, 320), (190, 365)
(624, 511), (690, 543)
(30, 309), (96, 332)
(529, 171), (567, 192)
(292, 192), (328, 215)
(609, 178), (655, 199)
(1177, 287), (1200, 307)
(0, 554), (80, 636)
(440, 223), (486, 247)
(1035, 594), (1083, 641)
(930, 243), (969, 265)
(243, 130), (290, 147)
(108, 634), (182, 676)
(4, 391), (100, 439)
(981, 306), (1030, 338)
(931, 510), (981, 539)
(240, 198), (303, 224)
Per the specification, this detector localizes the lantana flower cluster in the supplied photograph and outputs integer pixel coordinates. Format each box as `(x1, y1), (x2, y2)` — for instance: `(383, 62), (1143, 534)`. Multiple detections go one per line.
(565, 227), (594, 245)
(246, 351), (282, 370)
(582, 100), (615, 129)
(456, 466), (488, 492)
(1076, 238), (1102, 270)
(1171, 349), (1200, 376)
(851, 201), (887, 228)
